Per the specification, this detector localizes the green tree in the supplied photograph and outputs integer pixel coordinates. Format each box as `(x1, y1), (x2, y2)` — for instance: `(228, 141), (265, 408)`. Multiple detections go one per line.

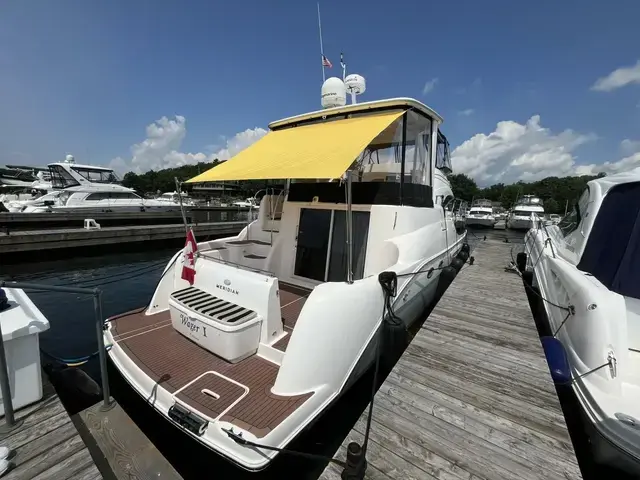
(544, 198), (559, 214)
(447, 173), (478, 202)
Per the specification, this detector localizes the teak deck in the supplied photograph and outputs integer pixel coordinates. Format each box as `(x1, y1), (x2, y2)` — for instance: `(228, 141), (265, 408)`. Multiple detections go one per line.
(110, 282), (312, 438)
(320, 240), (583, 480)
(1, 374), (101, 480)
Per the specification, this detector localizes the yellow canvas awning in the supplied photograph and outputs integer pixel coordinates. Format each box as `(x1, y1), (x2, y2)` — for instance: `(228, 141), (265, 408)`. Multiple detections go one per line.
(186, 110), (403, 182)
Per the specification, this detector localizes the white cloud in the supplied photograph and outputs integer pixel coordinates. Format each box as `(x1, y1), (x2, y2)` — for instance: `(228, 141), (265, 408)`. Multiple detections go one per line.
(621, 139), (640, 154)
(422, 78), (438, 95)
(591, 60), (640, 92)
(458, 109), (475, 116)
(110, 116), (266, 174)
(575, 152), (640, 176)
(451, 115), (596, 184)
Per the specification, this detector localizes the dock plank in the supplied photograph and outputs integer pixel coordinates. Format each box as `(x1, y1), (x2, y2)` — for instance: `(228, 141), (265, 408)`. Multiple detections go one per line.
(79, 399), (181, 480)
(0, 374), (102, 480)
(319, 240), (582, 480)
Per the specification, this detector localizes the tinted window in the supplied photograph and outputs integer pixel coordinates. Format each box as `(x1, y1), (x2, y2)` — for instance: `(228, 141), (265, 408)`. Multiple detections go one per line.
(71, 168), (120, 183)
(86, 193), (108, 201)
(327, 211), (369, 281)
(49, 165), (80, 189)
(294, 209), (332, 281)
(559, 189), (589, 237)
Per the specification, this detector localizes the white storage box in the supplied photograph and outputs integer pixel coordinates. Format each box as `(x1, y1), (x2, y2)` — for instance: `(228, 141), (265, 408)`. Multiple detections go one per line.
(0, 288), (50, 416)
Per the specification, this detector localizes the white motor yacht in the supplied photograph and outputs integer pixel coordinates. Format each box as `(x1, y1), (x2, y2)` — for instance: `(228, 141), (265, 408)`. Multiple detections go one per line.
(523, 170), (640, 475)
(23, 155), (176, 214)
(507, 195), (544, 230)
(105, 93), (468, 471)
(465, 198), (496, 227)
(156, 191), (196, 206)
(232, 197), (259, 209)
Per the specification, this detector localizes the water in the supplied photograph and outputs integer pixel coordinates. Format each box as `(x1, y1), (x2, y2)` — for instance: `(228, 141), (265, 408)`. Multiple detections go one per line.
(1, 228), (627, 479)
(2, 249), (175, 360)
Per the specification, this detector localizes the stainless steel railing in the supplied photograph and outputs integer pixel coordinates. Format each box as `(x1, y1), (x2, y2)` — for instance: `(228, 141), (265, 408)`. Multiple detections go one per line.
(0, 281), (113, 433)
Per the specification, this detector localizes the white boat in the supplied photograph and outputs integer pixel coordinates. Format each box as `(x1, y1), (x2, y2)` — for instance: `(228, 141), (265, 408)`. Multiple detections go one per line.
(232, 197), (259, 209)
(507, 195), (544, 230)
(523, 170), (640, 475)
(465, 198), (496, 227)
(4, 190), (63, 213)
(0, 287), (50, 415)
(106, 93), (468, 471)
(21, 155), (177, 214)
(156, 191), (196, 206)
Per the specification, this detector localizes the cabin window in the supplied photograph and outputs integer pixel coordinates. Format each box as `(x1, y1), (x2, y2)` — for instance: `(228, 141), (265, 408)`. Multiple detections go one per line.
(86, 192), (108, 201)
(559, 189), (589, 237)
(404, 111), (432, 187)
(294, 208), (370, 282)
(71, 167), (120, 184)
(49, 165), (80, 189)
(436, 132), (452, 173)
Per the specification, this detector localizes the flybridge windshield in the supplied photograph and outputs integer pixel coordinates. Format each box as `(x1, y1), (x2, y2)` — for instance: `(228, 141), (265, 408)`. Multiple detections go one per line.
(514, 210), (539, 217)
(517, 197), (542, 206)
(71, 167), (120, 184)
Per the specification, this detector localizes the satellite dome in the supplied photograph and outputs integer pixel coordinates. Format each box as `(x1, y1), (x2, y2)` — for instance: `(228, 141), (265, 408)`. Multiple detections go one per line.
(65, 154), (75, 164)
(321, 77), (347, 109)
(344, 74), (366, 95)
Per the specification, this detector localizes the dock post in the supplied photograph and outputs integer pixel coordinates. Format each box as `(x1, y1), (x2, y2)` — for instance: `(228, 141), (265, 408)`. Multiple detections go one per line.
(93, 290), (114, 411)
(0, 319), (22, 434)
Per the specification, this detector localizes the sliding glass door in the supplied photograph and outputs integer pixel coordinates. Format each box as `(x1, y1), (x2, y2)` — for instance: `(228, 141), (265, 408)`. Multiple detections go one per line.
(294, 208), (370, 282)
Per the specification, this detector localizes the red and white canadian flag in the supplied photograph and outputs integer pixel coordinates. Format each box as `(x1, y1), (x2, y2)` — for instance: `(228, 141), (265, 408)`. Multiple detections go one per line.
(181, 229), (197, 285)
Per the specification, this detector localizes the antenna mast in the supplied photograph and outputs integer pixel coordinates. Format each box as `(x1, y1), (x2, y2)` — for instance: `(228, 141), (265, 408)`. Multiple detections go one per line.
(317, 3), (326, 82)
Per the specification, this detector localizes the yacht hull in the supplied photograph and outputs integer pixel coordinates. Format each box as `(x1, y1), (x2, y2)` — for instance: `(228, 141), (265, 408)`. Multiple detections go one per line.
(524, 227), (640, 476)
(105, 236), (465, 471)
(465, 217), (495, 228)
(508, 218), (533, 230)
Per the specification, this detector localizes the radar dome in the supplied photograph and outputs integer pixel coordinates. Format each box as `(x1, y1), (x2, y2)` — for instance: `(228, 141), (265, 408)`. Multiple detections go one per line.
(344, 74), (366, 95)
(321, 77), (347, 109)
(64, 154), (75, 164)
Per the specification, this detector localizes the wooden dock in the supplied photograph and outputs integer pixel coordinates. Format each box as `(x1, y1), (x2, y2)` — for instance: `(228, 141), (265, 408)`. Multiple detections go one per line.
(320, 239), (583, 480)
(77, 400), (182, 479)
(0, 221), (245, 255)
(1, 375), (100, 480)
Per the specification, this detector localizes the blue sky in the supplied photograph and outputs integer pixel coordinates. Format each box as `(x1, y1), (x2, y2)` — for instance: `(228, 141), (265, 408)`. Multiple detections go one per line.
(1, 0), (640, 184)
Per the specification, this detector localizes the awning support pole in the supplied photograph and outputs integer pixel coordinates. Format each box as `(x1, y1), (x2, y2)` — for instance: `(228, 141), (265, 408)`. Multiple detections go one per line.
(346, 170), (354, 284)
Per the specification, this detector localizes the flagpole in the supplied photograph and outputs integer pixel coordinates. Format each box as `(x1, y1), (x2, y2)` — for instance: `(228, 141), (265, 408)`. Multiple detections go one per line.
(317, 2), (325, 82)
(174, 177), (189, 236)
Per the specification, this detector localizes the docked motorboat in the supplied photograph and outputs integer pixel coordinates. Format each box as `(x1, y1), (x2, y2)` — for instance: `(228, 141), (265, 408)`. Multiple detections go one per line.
(507, 195), (544, 230)
(4, 190), (63, 213)
(156, 191), (196, 206)
(548, 213), (561, 225)
(21, 155), (177, 214)
(232, 197), (259, 209)
(465, 198), (496, 227)
(106, 90), (468, 470)
(523, 170), (640, 474)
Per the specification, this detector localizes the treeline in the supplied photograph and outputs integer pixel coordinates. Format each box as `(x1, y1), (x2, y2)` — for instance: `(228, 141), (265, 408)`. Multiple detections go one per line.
(121, 161), (219, 194)
(447, 172), (606, 214)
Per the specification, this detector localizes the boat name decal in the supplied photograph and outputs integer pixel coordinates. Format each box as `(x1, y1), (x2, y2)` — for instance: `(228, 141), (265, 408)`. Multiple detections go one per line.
(179, 312), (208, 337)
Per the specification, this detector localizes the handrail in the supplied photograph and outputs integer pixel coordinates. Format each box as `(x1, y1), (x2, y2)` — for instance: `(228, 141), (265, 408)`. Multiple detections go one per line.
(0, 281), (113, 432)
